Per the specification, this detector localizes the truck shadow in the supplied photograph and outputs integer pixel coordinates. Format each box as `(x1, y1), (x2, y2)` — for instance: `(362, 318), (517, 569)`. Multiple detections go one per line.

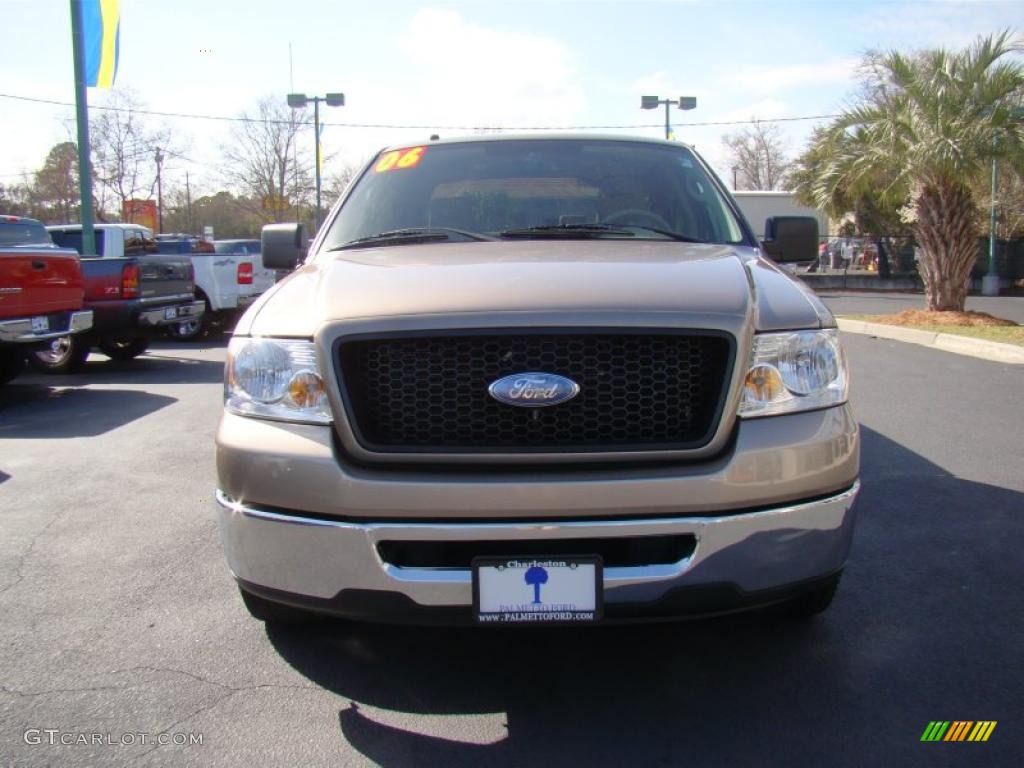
(9, 353), (225, 387)
(0, 385), (176, 438)
(264, 425), (1023, 767)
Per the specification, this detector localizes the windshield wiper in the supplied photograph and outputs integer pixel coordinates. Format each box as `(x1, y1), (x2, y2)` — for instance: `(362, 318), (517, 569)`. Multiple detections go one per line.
(329, 227), (494, 251)
(620, 225), (706, 243)
(498, 224), (636, 239)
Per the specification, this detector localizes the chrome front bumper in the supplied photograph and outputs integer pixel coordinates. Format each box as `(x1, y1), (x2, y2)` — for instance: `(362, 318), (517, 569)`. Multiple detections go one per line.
(137, 300), (205, 327)
(216, 483), (859, 610)
(0, 310), (93, 342)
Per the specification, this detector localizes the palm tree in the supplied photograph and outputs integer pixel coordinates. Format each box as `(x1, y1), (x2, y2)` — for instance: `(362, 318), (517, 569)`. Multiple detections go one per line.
(524, 565), (548, 604)
(798, 32), (1024, 311)
(792, 127), (914, 279)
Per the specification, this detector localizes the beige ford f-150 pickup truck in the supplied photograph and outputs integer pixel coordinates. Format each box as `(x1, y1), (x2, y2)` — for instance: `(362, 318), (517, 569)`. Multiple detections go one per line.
(216, 135), (859, 625)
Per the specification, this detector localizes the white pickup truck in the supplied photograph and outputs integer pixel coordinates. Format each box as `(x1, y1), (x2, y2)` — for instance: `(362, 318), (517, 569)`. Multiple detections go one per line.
(152, 233), (265, 339)
(212, 239), (277, 295)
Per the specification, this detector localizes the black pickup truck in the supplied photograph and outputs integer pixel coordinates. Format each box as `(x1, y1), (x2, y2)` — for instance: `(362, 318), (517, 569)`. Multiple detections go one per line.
(27, 224), (204, 373)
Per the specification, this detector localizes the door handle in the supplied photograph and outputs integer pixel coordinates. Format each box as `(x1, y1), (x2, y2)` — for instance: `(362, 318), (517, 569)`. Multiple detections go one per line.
(31, 261), (47, 270)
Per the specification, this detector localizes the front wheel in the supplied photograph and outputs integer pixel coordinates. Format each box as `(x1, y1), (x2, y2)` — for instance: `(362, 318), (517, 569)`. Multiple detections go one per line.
(0, 347), (23, 384)
(98, 337), (150, 361)
(27, 335), (90, 374)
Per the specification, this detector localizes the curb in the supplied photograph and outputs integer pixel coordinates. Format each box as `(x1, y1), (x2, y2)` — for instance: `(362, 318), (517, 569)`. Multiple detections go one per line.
(836, 319), (1024, 364)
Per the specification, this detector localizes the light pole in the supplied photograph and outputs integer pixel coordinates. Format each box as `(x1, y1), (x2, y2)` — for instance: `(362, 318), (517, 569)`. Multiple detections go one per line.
(154, 147), (164, 233)
(982, 105), (1024, 297)
(286, 92), (345, 230)
(641, 95), (697, 140)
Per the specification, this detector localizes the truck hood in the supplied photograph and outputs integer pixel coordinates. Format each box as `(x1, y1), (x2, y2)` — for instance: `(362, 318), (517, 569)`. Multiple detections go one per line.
(243, 240), (825, 337)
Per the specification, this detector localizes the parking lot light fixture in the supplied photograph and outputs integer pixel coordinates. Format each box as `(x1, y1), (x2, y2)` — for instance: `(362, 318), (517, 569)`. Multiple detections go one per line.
(641, 95), (697, 140)
(287, 91), (345, 230)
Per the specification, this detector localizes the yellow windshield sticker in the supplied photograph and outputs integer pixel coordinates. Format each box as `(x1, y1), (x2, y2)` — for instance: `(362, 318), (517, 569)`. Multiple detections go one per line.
(375, 146), (425, 173)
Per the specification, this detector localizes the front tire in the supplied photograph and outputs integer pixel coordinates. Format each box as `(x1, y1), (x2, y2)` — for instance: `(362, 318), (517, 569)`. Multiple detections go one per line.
(27, 335), (90, 374)
(238, 586), (316, 625)
(0, 347), (23, 384)
(98, 337), (150, 361)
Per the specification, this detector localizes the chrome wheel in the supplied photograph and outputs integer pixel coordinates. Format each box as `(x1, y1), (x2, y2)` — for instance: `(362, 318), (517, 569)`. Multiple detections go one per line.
(38, 336), (72, 365)
(27, 335), (89, 374)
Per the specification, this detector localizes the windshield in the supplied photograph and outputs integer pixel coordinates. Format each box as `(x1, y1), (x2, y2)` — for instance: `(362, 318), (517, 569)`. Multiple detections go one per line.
(320, 139), (745, 253)
(0, 220), (52, 246)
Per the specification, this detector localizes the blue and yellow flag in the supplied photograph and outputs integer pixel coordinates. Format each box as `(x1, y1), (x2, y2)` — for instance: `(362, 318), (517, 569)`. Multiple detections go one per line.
(83, 0), (120, 89)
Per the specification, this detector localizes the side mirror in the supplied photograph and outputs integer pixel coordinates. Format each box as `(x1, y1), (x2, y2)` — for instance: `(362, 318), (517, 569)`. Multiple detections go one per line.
(761, 216), (818, 263)
(261, 223), (306, 270)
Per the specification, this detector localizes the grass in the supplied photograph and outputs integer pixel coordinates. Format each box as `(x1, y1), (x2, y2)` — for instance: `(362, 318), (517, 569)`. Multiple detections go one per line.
(842, 313), (1024, 347)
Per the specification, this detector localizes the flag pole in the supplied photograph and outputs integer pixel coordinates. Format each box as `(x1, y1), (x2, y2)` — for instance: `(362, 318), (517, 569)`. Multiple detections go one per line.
(70, 0), (96, 255)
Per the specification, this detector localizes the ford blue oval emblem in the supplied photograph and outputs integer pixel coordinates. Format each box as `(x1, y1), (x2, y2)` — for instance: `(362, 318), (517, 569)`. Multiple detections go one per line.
(488, 372), (580, 408)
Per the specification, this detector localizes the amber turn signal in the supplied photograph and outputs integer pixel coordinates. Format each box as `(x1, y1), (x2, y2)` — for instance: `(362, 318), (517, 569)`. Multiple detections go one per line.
(287, 371), (326, 409)
(743, 364), (787, 403)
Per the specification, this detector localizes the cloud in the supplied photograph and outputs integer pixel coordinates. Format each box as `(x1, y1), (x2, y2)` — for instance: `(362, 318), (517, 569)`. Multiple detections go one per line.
(706, 99), (791, 125)
(390, 8), (585, 129)
(724, 59), (859, 94)
(858, 2), (1019, 50)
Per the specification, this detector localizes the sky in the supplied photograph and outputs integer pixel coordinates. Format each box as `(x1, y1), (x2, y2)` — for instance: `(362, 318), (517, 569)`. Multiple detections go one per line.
(0, 0), (1020, 199)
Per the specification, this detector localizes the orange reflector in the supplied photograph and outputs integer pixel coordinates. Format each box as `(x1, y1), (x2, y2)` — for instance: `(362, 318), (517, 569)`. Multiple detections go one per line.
(743, 365), (786, 402)
(287, 371), (325, 408)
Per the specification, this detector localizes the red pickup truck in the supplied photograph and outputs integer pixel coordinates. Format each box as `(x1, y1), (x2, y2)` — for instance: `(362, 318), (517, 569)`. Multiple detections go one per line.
(0, 216), (93, 384)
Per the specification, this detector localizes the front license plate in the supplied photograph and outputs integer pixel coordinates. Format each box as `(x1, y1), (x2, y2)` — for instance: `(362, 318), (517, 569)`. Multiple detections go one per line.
(31, 316), (49, 333)
(473, 555), (602, 624)
(164, 307), (177, 321)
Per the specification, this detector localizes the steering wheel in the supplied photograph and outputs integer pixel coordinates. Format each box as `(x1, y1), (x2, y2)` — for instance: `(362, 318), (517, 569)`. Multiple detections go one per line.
(602, 209), (672, 231)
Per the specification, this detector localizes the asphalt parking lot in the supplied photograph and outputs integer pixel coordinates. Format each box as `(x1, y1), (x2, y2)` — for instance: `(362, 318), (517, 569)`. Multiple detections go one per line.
(1, 325), (1021, 767)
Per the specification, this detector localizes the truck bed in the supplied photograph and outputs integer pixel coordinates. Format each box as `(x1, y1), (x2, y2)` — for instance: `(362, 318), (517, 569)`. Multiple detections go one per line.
(0, 248), (84, 320)
(81, 254), (193, 304)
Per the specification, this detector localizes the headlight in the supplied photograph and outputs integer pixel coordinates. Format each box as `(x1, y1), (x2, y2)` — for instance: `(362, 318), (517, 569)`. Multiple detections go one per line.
(224, 337), (331, 424)
(738, 329), (849, 418)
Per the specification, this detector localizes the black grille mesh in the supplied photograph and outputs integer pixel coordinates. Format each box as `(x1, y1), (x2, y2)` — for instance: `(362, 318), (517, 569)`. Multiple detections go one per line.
(338, 332), (731, 452)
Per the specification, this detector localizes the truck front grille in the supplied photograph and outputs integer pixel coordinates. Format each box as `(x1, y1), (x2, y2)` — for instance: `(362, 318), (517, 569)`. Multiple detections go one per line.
(336, 330), (733, 454)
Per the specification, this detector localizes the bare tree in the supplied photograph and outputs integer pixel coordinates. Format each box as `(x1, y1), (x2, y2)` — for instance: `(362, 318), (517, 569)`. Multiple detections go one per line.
(219, 96), (312, 223)
(722, 121), (792, 190)
(89, 89), (173, 219)
(322, 164), (358, 210)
